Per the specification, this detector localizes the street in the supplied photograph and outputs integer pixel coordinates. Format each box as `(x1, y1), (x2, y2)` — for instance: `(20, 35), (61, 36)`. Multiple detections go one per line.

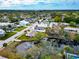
(0, 22), (37, 48)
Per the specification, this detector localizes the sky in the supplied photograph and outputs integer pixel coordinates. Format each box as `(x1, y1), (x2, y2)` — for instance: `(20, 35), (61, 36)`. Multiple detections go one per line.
(0, 0), (79, 10)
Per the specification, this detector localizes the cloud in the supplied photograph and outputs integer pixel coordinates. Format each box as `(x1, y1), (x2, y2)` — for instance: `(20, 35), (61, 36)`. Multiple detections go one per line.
(35, 0), (53, 3)
(0, 0), (53, 7)
(0, 0), (77, 8)
(0, 0), (79, 10)
(0, 0), (37, 7)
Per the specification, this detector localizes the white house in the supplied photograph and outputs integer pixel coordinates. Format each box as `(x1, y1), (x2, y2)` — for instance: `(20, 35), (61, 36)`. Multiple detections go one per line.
(26, 30), (36, 37)
(35, 22), (48, 32)
(0, 23), (15, 27)
(64, 27), (79, 34)
(49, 22), (69, 28)
(49, 22), (58, 28)
(19, 20), (29, 26)
(60, 23), (69, 26)
(0, 29), (5, 37)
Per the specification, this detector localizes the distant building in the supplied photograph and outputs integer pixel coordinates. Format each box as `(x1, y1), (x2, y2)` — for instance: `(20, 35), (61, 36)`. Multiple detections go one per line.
(61, 14), (65, 22)
(19, 20), (29, 26)
(0, 29), (5, 37)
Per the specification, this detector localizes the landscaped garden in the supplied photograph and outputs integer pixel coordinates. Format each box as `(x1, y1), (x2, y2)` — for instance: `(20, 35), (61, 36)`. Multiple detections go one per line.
(18, 32), (48, 41)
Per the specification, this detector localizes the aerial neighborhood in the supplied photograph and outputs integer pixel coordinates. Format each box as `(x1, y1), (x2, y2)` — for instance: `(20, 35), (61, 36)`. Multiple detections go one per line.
(0, 11), (79, 59)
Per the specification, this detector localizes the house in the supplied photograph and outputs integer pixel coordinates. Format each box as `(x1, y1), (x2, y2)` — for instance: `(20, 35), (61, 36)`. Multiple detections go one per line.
(0, 29), (5, 37)
(19, 20), (29, 26)
(35, 22), (48, 32)
(25, 18), (34, 22)
(64, 27), (79, 34)
(0, 56), (8, 59)
(0, 23), (15, 32)
(60, 23), (69, 26)
(49, 22), (58, 28)
(0, 23), (15, 29)
(26, 30), (36, 37)
(49, 22), (69, 28)
(42, 19), (49, 25)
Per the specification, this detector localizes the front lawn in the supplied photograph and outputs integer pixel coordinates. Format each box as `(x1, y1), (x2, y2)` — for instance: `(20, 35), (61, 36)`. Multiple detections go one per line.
(0, 32), (16, 40)
(0, 26), (27, 40)
(14, 26), (26, 31)
(18, 32), (48, 41)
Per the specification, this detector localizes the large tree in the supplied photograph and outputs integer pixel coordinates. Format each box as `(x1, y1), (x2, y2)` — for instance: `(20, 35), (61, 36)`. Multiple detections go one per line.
(54, 16), (62, 22)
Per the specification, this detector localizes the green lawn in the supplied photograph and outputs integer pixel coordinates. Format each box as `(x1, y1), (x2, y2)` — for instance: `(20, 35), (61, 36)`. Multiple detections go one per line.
(0, 32), (16, 40)
(41, 54), (62, 59)
(14, 26), (26, 31)
(18, 32), (48, 41)
(41, 55), (52, 59)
